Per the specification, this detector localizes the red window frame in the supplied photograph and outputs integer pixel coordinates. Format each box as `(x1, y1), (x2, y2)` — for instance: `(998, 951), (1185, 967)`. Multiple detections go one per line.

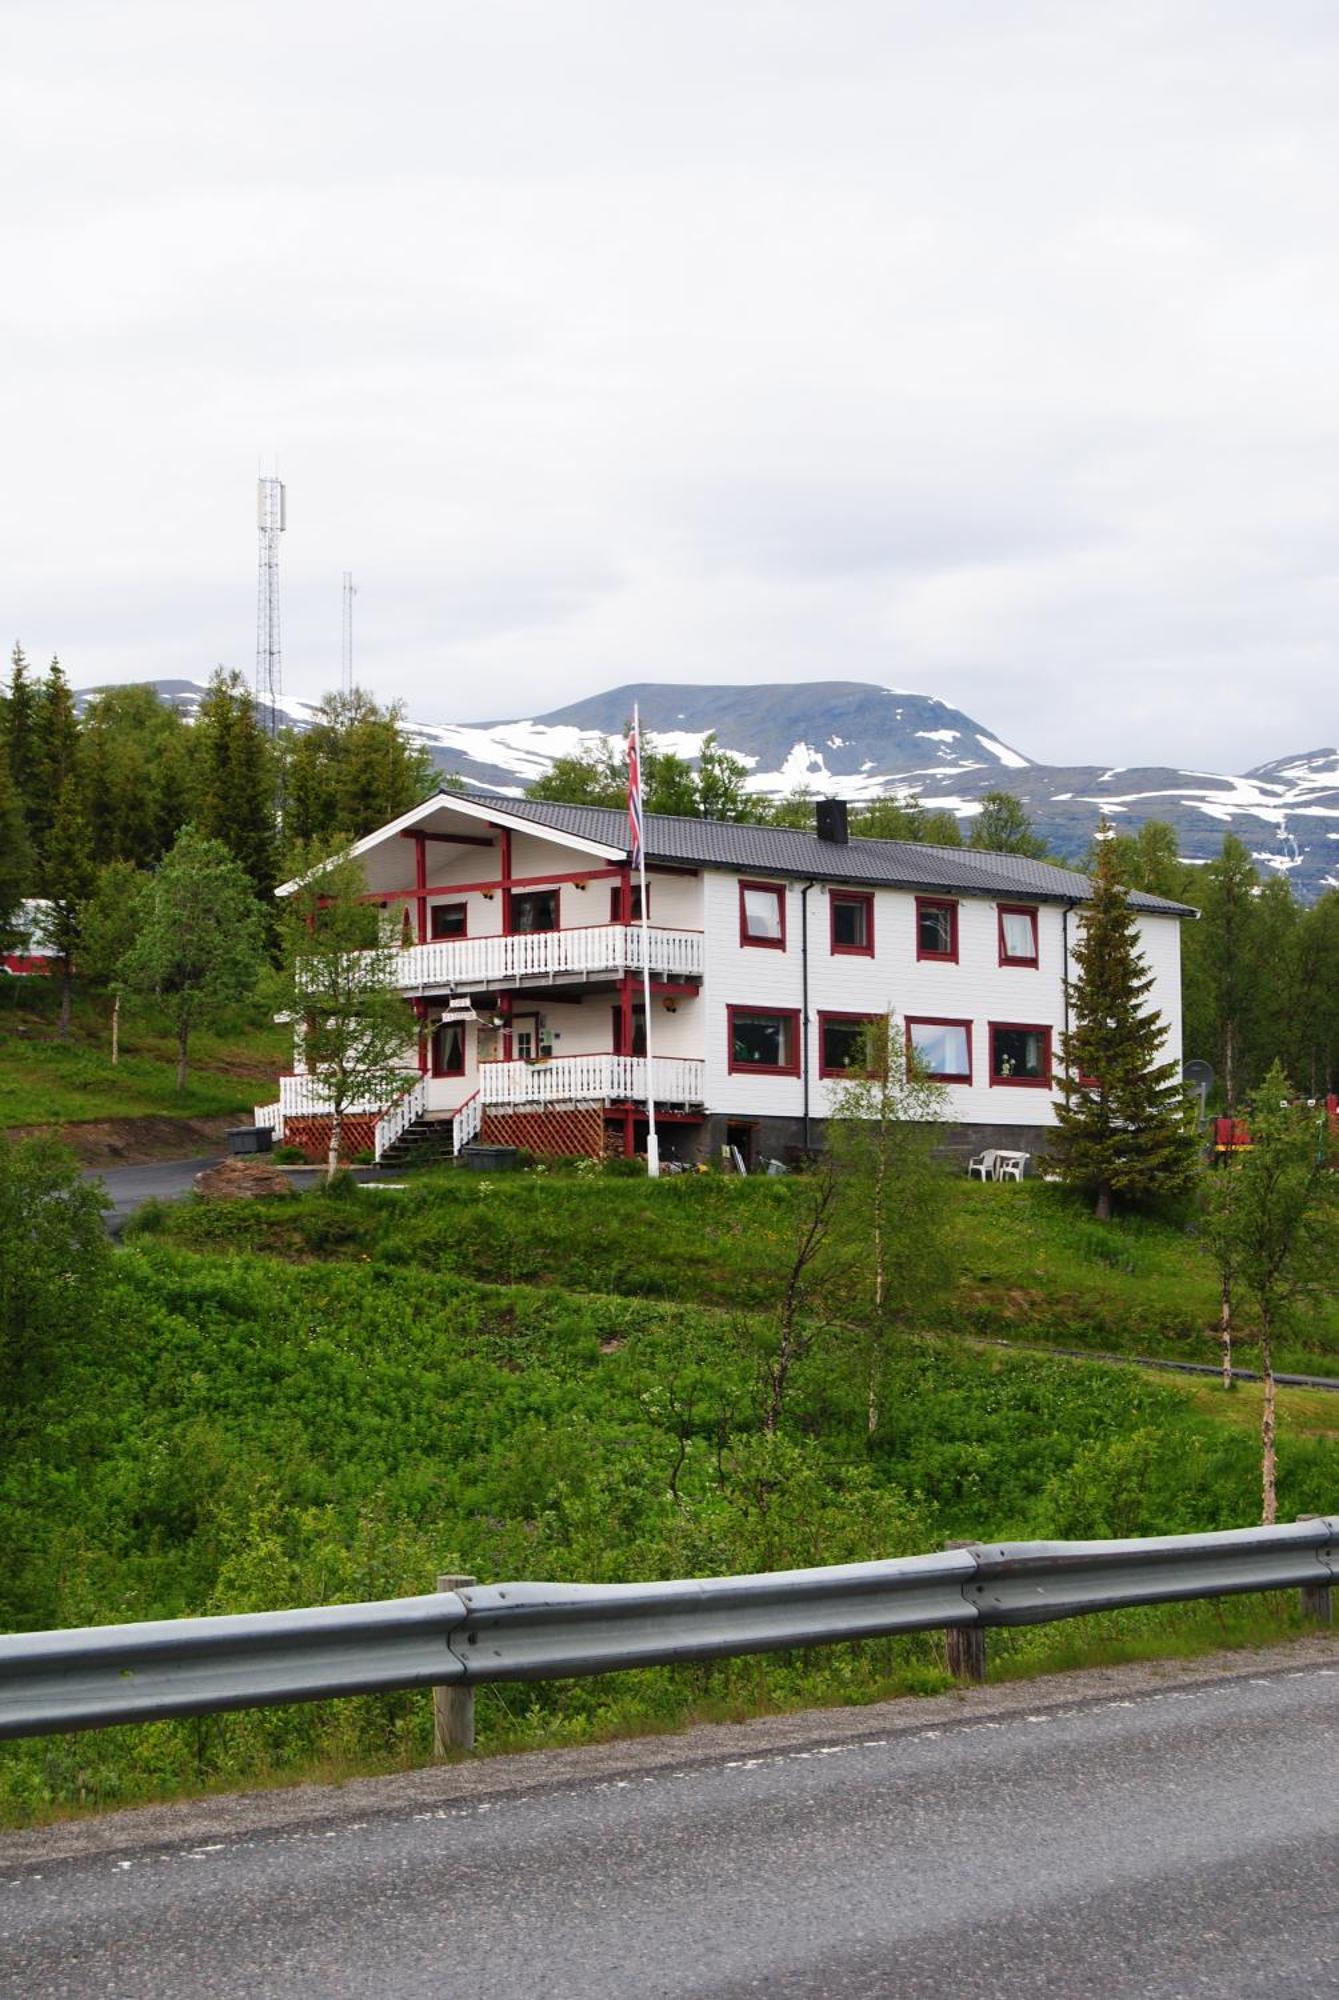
(988, 1021), (1052, 1088)
(997, 903), (1039, 968)
(727, 1004), (802, 1076)
(817, 1011), (882, 1078)
(609, 883), (649, 924)
(429, 901), (469, 941)
(905, 1016), (973, 1085)
(739, 880), (787, 950)
(915, 896), (959, 963)
(829, 890), (875, 958)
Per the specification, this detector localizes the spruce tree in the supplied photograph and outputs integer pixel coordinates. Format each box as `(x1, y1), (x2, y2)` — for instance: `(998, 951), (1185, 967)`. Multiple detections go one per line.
(40, 779), (96, 1040)
(193, 668), (279, 906)
(4, 644), (41, 853)
(0, 757), (31, 953)
(31, 657), (80, 873)
(1052, 834), (1199, 1219)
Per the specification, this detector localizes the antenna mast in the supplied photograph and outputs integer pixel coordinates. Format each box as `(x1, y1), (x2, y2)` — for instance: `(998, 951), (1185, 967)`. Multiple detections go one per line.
(256, 475), (286, 733)
(342, 570), (356, 695)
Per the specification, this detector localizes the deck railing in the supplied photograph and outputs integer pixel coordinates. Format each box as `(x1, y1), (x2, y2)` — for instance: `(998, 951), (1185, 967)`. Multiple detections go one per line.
(479, 1054), (706, 1108)
(386, 924), (702, 992)
(373, 1076), (430, 1162)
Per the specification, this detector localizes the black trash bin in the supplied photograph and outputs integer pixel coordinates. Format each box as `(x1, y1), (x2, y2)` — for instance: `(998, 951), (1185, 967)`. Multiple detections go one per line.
(460, 1144), (519, 1172)
(227, 1126), (274, 1156)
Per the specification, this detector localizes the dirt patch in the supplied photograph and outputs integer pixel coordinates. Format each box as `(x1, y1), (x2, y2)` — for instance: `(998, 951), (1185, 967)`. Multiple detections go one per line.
(193, 1158), (298, 1202)
(3, 1113), (244, 1166)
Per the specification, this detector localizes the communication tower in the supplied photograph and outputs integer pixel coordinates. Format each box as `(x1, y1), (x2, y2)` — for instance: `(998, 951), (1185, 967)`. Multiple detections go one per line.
(342, 570), (356, 695)
(256, 476), (286, 731)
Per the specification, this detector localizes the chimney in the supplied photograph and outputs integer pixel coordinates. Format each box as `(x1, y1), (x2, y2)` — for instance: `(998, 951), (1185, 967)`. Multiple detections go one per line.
(815, 798), (849, 845)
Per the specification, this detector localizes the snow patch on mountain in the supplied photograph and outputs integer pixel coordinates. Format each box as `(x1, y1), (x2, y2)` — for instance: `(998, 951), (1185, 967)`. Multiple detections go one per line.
(976, 735), (1030, 770)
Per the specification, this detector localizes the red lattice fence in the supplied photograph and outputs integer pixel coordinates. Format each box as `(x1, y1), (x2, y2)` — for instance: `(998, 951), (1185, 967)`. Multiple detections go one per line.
(480, 1106), (606, 1159)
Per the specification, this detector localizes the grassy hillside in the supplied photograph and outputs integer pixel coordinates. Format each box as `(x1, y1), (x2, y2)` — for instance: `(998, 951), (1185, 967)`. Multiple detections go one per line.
(138, 1169), (1339, 1375)
(0, 978), (287, 1132)
(3, 1167), (1336, 1827)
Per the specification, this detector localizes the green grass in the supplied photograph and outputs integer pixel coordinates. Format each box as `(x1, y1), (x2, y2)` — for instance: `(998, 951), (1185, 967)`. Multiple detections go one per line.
(135, 1168), (1339, 1375)
(6, 1172), (1339, 1826)
(0, 978), (288, 1128)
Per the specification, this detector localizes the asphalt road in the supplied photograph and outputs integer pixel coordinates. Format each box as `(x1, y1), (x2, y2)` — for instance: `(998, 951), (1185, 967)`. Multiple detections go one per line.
(87, 1156), (222, 1231)
(6, 1653), (1339, 1997)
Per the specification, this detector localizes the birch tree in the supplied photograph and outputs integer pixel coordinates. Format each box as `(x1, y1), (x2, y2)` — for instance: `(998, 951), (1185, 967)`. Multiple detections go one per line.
(825, 1013), (952, 1437)
(1201, 1062), (1338, 1523)
(280, 843), (416, 1178)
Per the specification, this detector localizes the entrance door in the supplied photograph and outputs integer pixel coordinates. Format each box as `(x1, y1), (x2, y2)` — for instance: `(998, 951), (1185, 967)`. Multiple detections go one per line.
(431, 1019), (467, 1078)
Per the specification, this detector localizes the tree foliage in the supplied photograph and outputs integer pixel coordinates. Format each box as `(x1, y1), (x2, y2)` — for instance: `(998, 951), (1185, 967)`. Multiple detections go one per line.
(968, 790), (1048, 858)
(0, 1136), (110, 1416)
(1199, 1063), (1339, 1522)
(1052, 834), (1199, 1218)
(282, 690), (435, 853)
(120, 828), (267, 1089)
(825, 1014), (953, 1434)
(280, 843), (417, 1175)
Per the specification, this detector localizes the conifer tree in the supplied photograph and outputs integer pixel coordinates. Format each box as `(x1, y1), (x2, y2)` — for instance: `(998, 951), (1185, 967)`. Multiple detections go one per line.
(0, 757), (31, 953)
(193, 668), (279, 906)
(31, 658), (79, 872)
(1052, 834), (1198, 1219)
(80, 860), (147, 1062)
(3, 644), (41, 854)
(1185, 834), (1261, 1109)
(39, 779), (96, 1040)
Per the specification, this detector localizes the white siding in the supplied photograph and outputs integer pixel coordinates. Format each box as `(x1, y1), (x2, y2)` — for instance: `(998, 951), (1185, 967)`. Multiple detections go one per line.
(700, 871), (1185, 1128)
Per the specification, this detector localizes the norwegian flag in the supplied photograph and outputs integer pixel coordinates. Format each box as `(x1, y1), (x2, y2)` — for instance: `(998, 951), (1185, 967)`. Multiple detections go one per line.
(626, 709), (645, 871)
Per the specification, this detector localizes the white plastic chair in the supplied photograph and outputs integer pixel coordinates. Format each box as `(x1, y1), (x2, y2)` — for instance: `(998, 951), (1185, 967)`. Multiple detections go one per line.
(995, 1152), (1029, 1182)
(967, 1149), (998, 1181)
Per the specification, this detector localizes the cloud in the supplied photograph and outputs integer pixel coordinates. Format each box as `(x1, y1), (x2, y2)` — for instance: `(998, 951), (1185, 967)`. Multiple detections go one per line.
(4, 0), (1339, 770)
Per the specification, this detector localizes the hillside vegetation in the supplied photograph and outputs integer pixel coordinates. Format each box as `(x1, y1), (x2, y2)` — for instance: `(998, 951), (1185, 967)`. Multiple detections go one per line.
(0, 979), (285, 1134)
(3, 1170), (1337, 1827)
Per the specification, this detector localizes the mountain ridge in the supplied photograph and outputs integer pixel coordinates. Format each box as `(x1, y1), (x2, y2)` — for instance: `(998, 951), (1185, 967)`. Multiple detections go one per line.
(74, 677), (1339, 901)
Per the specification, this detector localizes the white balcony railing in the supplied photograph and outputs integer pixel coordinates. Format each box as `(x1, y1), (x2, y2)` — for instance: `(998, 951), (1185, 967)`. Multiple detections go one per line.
(479, 1055), (706, 1108)
(386, 925), (702, 993)
(278, 1072), (420, 1121)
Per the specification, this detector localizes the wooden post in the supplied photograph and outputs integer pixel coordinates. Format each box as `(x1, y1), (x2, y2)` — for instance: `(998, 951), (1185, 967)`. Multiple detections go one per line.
(1297, 1518), (1333, 1626)
(433, 1572), (476, 1755)
(945, 1541), (987, 1683)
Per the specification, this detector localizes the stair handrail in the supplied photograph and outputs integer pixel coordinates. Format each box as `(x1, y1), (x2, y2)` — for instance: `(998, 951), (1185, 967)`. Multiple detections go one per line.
(373, 1074), (429, 1163)
(453, 1090), (483, 1154)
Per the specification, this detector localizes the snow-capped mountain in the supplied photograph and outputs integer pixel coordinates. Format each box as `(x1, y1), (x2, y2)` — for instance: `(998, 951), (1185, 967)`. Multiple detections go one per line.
(75, 678), (1339, 901)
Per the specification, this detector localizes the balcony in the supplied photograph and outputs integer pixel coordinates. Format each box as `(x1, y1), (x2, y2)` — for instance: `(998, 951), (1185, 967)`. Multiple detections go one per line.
(387, 924), (703, 994)
(480, 1054), (706, 1109)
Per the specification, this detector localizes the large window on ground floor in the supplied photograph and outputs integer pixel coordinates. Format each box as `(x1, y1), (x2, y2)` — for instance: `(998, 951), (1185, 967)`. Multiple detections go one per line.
(906, 1017), (972, 1083)
(989, 1022), (1051, 1087)
(728, 1006), (801, 1075)
(818, 1011), (881, 1076)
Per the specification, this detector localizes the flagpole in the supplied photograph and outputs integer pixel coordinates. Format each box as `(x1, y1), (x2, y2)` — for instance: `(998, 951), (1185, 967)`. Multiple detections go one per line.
(631, 705), (660, 1178)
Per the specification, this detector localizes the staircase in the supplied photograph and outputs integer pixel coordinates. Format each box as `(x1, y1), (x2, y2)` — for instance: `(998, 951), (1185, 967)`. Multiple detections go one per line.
(376, 1113), (459, 1170)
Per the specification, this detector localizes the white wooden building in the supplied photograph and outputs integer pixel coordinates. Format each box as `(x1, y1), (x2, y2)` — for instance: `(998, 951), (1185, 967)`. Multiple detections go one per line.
(260, 793), (1192, 1168)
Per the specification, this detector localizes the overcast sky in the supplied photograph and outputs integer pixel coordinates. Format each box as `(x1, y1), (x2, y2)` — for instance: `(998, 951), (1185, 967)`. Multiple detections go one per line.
(5, 1), (1338, 770)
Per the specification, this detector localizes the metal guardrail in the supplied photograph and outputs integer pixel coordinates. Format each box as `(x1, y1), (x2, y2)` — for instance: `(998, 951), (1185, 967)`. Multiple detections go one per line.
(2, 1521), (1335, 1742)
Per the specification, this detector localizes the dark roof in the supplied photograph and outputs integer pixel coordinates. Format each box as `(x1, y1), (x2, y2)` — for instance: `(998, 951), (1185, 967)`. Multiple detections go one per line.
(457, 792), (1196, 917)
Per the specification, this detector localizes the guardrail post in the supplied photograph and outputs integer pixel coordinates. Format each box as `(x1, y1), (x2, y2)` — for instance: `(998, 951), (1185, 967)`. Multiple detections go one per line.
(944, 1542), (986, 1683)
(1296, 1518), (1333, 1625)
(433, 1573), (476, 1754)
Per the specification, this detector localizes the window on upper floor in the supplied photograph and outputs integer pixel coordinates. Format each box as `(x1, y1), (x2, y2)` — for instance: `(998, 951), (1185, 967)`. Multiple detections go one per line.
(509, 888), (559, 934)
(739, 881), (786, 948)
(916, 897), (958, 962)
(819, 1012), (881, 1077)
(830, 891), (874, 956)
(998, 904), (1039, 967)
(608, 883), (648, 924)
(728, 1007), (800, 1074)
(430, 901), (468, 940)
(907, 1017), (972, 1083)
(989, 1023), (1051, 1087)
